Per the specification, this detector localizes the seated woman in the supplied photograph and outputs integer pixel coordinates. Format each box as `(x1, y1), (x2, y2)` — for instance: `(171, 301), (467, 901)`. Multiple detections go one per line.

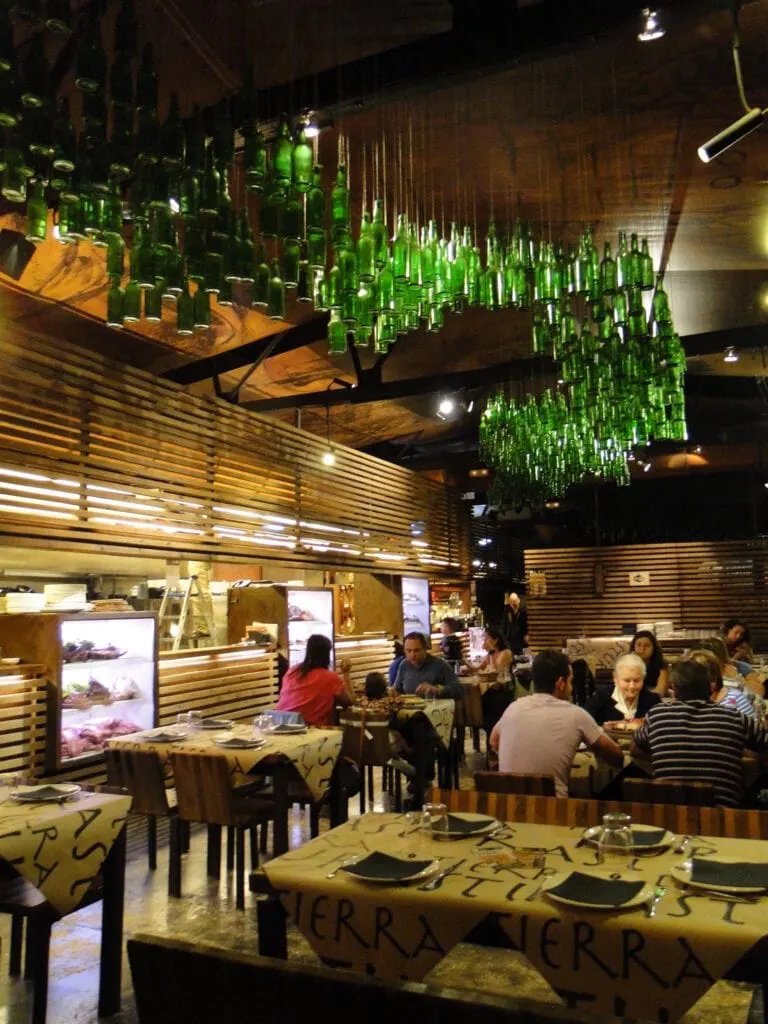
(629, 630), (669, 696)
(690, 642), (757, 714)
(720, 618), (754, 667)
(585, 653), (661, 726)
(276, 634), (355, 727)
(472, 625), (513, 676)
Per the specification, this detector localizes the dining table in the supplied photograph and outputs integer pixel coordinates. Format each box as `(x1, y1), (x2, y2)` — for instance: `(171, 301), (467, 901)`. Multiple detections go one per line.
(0, 786), (131, 1016)
(252, 811), (768, 1024)
(107, 724), (344, 855)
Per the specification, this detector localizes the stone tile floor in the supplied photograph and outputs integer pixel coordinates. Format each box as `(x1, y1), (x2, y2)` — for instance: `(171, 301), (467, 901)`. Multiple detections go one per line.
(0, 747), (761, 1023)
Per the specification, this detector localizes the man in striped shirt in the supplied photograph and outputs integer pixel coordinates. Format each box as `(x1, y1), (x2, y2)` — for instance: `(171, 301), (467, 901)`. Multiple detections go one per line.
(631, 660), (768, 807)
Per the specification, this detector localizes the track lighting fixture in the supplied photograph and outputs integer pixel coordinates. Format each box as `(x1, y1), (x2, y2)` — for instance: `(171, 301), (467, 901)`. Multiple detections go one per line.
(697, 107), (765, 163)
(638, 8), (665, 42)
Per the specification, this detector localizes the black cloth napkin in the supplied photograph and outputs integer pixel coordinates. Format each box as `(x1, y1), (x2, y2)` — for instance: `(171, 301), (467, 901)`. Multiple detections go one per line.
(630, 828), (667, 847)
(216, 737), (258, 748)
(548, 871), (646, 907)
(690, 858), (768, 889)
(202, 718), (233, 729)
(438, 814), (496, 835)
(17, 785), (70, 801)
(271, 724), (307, 734)
(343, 852), (434, 881)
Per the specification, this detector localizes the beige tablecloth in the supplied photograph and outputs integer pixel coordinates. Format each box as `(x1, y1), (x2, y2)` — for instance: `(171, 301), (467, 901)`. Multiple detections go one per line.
(108, 725), (343, 801)
(264, 811), (768, 1022)
(397, 698), (455, 749)
(566, 637), (630, 671)
(0, 790), (130, 914)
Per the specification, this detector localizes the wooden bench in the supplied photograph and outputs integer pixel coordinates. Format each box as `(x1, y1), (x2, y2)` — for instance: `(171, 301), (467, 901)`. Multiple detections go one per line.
(127, 933), (633, 1024)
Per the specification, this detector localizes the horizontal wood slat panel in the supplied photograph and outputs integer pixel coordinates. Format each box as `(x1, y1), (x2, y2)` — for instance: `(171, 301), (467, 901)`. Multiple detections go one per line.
(525, 541), (768, 649)
(0, 334), (470, 577)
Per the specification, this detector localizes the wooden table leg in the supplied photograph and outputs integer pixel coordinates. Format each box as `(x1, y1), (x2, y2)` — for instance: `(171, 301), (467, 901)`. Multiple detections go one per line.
(329, 762), (348, 828)
(256, 894), (287, 959)
(271, 765), (290, 856)
(98, 825), (126, 1017)
(206, 824), (222, 878)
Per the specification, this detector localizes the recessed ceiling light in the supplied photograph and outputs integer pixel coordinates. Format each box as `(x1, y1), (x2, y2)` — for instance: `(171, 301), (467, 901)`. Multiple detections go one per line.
(724, 346), (739, 362)
(638, 8), (664, 42)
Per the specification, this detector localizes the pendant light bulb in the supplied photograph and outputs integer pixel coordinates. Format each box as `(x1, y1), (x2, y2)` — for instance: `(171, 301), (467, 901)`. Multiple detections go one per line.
(321, 450), (336, 467)
(638, 8), (665, 42)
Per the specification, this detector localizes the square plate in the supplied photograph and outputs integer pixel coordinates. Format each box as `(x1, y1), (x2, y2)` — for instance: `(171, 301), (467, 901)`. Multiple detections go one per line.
(201, 718), (234, 730)
(215, 736), (265, 750)
(581, 825), (675, 851)
(12, 783), (81, 803)
(672, 857), (768, 894)
(342, 851), (441, 883)
(432, 813), (500, 838)
(543, 870), (652, 909)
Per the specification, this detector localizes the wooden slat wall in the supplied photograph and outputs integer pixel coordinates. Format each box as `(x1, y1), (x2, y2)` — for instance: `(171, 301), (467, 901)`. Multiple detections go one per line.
(0, 668), (46, 776)
(0, 333), (470, 577)
(525, 541), (768, 649)
(336, 634), (393, 691)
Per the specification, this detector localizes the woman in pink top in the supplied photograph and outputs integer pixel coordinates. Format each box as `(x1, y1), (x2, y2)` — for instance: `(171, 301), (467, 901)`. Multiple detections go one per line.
(276, 634), (354, 727)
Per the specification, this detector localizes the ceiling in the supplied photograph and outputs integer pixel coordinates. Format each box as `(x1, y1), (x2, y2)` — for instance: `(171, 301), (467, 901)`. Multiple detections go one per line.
(3, 0), (768, 480)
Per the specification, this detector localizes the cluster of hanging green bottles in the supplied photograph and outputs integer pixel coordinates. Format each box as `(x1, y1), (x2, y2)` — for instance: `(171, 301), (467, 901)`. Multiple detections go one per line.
(480, 227), (687, 506)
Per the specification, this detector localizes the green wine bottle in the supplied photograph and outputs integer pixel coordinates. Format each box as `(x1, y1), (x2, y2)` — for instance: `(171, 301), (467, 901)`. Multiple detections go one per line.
(162, 247), (184, 297)
(283, 186), (302, 242)
(616, 230), (630, 289)
(123, 279), (141, 322)
(161, 93), (184, 170)
(176, 283), (194, 334)
(244, 128), (267, 193)
(25, 179), (47, 242)
(106, 279), (125, 328)
(134, 220), (155, 288)
(639, 238), (654, 290)
(251, 239), (270, 308)
(185, 107), (206, 174)
(331, 164), (349, 235)
(312, 267), (328, 311)
(327, 307), (347, 353)
(297, 242), (311, 302)
(109, 50), (134, 110)
(193, 285), (210, 330)
(106, 231), (125, 277)
(356, 210), (374, 282)
(306, 164), (325, 232)
(237, 209), (254, 282)
(392, 213), (409, 282)
(372, 199), (388, 269)
(200, 147), (220, 217)
(273, 117), (293, 190)
(600, 241), (617, 295)
(651, 275), (671, 323)
(217, 277), (233, 307)
(281, 238), (300, 288)
(144, 283), (162, 322)
(292, 127), (312, 193)
(75, 10), (106, 94)
(629, 232), (642, 288)
(268, 259), (285, 320)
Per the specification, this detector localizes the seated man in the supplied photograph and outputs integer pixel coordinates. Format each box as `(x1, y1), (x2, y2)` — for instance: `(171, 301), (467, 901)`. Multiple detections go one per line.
(630, 659), (768, 807)
(490, 649), (623, 797)
(393, 632), (463, 699)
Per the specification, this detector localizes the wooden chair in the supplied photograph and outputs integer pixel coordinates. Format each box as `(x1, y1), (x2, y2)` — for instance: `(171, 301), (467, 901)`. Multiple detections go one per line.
(127, 932), (626, 1024)
(105, 748), (184, 896)
(474, 770), (556, 796)
(622, 777), (716, 806)
(340, 709), (404, 813)
(170, 753), (271, 910)
(455, 682), (484, 755)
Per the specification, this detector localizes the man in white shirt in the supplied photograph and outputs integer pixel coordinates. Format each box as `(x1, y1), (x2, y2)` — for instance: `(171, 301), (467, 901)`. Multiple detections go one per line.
(490, 649), (623, 797)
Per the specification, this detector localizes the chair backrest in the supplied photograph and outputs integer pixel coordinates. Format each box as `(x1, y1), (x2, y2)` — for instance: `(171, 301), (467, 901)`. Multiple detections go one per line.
(127, 933), (624, 1024)
(459, 683), (484, 728)
(474, 770), (556, 797)
(622, 777), (716, 807)
(105, 748), (171, 817)
(338, 709), (392, 767)
(426, 787), (768, 839)
(170, 752), (235, 827)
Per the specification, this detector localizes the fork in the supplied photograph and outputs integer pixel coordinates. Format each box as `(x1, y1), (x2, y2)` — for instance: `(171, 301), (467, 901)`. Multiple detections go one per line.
(418, 865), (457, 891)
(678, 886), (762, 904)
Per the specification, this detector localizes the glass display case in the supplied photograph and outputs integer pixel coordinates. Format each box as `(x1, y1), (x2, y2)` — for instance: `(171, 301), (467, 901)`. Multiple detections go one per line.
(0, 611), (158, 770)
(401, 577), (430, 635)
(286, 588), (334, 667)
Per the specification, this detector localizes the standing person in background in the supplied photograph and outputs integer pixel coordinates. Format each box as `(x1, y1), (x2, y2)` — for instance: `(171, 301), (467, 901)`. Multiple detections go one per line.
(629, 630), (669, 696)
(501, 591), (528, 655)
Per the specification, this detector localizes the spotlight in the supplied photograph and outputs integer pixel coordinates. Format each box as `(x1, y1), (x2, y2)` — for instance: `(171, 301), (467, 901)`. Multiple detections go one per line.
(304, 122), (320, 139)
(321, 450), (336, 467)
(724, 346), (739, 363)
(643, 460), (652, 472)
(169, 197), (180, 214)
(438, 397), (455, 417)
(472, 559), (482, 567)
(693, 445), (703, 454)
(698, 108), (765, 163)
(638, 8), (665, 42)
(466, 400), (474, 413)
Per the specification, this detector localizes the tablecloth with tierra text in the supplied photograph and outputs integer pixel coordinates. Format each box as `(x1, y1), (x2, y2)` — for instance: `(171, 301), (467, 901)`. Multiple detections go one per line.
(107, 725), (342, 800)
(0, 790), (130, 915)
(263, 812), (768, 1022)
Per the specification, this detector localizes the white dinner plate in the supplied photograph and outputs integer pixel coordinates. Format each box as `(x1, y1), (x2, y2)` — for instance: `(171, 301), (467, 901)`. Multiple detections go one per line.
(147, 729), (190, 743)
(342, 856), (442, 884)
(215, 736), (265, 750)
(671, 857), (768, 895)
(12, 783), (81, 803)
(542, 870), (655, 910)
(581, 825), (676, 851)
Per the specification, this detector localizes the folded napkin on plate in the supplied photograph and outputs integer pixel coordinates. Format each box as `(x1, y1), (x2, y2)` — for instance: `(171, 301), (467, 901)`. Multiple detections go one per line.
(437, 814), (496, 835)
(690, 858), (768, 888)
(271, 724), (307, 734)
(630, 828), (667, 847)
(548, 872), (646, 906)
(343, 851), (433, 881)
(217, 737), (259, 748)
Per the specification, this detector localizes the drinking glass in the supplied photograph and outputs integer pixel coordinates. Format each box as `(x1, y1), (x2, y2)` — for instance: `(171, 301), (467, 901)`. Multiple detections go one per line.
(187, 711), (202, 733)
(597, 812), (633, 867)
(0, 772), (23, 803)
(252, 720), (263, 742)
(175, 712), (189, 730)
(255, 713), (274, 734)
(422, 802), (448, 834)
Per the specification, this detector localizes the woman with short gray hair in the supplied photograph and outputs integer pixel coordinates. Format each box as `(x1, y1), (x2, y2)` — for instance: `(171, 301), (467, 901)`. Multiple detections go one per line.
(585, 651), (661, 726)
